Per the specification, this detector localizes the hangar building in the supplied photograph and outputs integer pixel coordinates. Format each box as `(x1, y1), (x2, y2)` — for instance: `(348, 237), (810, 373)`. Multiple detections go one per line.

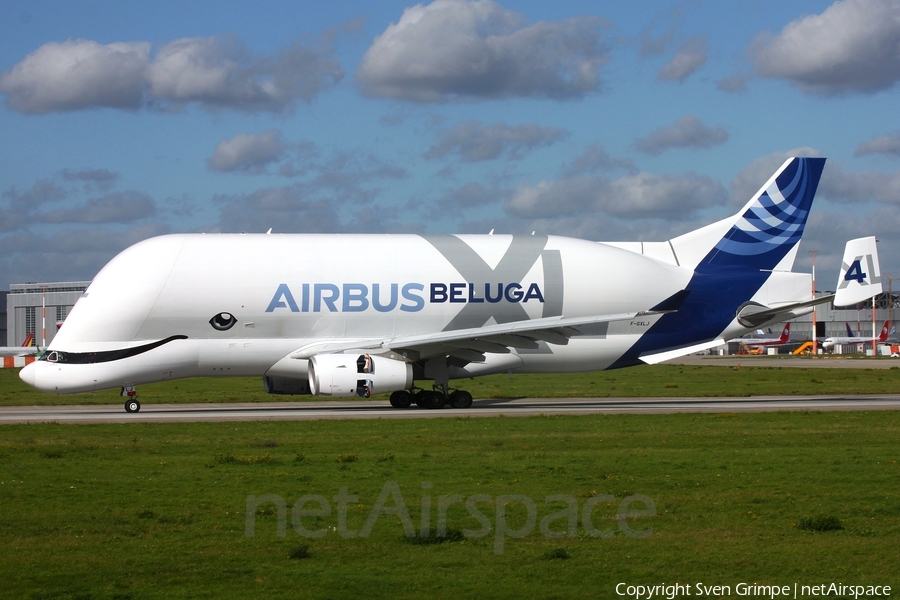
(6, 282), (90, 348)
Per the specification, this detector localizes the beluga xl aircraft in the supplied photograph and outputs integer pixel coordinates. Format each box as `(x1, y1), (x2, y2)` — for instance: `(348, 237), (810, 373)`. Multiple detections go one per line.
(19, 157), (882, 412)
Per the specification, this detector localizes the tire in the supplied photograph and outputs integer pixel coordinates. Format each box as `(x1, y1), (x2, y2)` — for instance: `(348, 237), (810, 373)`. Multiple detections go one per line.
(414, 390), (428, 408)
(389, 390), (412, 408)
(449, 390), (473, 409)
(426, 391), (446, 410)
(124, 399), (141, 413)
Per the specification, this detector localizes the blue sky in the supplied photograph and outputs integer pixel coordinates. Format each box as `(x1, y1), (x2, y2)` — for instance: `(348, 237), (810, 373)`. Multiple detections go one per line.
(2, 0), (900, 290)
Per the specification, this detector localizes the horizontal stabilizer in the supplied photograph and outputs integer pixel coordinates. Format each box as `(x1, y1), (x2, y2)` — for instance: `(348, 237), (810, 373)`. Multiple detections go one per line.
(640, 338), (726, 365)
(736, 295), (834, 329)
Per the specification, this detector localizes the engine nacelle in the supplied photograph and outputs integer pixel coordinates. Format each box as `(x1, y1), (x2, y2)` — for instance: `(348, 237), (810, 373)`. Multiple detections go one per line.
(308, 353), (413, 398)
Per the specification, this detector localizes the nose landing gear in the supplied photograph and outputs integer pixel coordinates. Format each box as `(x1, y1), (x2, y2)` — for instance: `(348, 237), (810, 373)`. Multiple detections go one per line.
(122, 386), (140, 413)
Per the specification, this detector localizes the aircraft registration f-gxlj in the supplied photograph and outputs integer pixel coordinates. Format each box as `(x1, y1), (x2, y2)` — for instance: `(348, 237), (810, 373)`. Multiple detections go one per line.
(18, 157), (881, 412)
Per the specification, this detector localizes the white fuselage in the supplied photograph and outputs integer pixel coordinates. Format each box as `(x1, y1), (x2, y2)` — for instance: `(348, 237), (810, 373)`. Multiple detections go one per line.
(19, 232), (807, 394)
(24, 234), (667, 391)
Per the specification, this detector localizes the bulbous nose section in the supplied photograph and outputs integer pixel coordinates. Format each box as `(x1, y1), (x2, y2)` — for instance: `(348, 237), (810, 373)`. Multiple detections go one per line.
(19, 362), (37, 388)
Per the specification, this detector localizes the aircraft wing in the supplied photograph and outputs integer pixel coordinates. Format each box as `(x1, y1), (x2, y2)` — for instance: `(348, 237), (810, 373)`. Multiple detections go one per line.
(0, 347), (39, 357)
(384, 311), (658, 362)
(288, 310), (665, 364)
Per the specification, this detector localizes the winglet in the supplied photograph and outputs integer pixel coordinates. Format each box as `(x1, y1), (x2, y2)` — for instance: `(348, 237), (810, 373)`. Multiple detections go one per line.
(835, 236), (882, 307)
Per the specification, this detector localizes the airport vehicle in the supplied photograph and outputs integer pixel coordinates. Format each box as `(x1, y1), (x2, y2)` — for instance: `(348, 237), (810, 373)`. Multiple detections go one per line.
(822, 321), (891, 351)
(18, 157), (882, 411)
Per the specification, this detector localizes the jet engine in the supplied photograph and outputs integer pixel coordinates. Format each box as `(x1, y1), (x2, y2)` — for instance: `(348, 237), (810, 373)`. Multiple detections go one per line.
(308, 353), (413, 398)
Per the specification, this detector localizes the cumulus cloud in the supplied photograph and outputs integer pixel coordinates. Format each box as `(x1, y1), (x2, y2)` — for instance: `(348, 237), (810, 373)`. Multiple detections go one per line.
(0, 166), (170, 288)
(207, 130), (286, 173)
(309, 152), (409, 191)
(424, 121), (569, 161)
(40, 191), (156, 224)
(148, 35), (342, 112)
(716, 73), (748, 93)
(213, 185), (385, 234)
(750, 0), (900, 95)
(562, 144), (637, 177)
(2, 179), (67, 210)
(0, 39), (150, 114)
(504, 171), (726, 220)
(818, 162), (900, 205)
(855, 132), (900, 157)
(634, 116), (728, 156)
(657, 37), (708, 82)
(356, 0), (609, 101)
(60, 168), (120, 193)
(441, 182), (504, 209)
(213, 186), (336, 233)
(1, 171), (156, 240)
(0, 223), (172, 288)
(212, 149), (409, 232)
(0, 35), (342, 114)
(793, 205), (900, 274)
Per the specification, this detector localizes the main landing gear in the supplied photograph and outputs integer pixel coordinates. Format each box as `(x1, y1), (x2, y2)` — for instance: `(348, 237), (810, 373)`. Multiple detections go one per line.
(122, 386), (140, 413)
(389, 387), (474, 410)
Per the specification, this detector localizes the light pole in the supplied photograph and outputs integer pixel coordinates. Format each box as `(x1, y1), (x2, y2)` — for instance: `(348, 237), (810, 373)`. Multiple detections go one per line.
(809, 249), (818, 354)
(884, 273), (900, 330)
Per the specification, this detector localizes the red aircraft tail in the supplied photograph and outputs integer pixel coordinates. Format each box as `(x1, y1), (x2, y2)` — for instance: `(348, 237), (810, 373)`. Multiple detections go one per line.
(778, 323), (790, 343)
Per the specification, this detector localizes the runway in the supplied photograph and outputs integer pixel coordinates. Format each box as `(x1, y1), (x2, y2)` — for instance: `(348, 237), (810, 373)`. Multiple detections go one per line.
(1, 394), (899, 424)
(664, 354), (900, 368)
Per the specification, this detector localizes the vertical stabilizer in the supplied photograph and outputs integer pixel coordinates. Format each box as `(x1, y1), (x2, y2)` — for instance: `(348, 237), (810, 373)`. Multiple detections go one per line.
(670, 157), (826, 271)
(835, 236), (882, 307)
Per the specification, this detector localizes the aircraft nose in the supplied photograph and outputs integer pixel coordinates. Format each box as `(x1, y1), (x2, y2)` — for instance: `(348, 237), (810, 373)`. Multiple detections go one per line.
(19, 362), (37, 388)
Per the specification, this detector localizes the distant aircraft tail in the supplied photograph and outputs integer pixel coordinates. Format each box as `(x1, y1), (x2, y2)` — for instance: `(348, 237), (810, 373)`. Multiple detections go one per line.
(880, 321), (890, 342)
(670, 157), (826, 271)
(846, 323), (855, 337)
(835, 236), (883, 307)
(778, 323), (790, 343)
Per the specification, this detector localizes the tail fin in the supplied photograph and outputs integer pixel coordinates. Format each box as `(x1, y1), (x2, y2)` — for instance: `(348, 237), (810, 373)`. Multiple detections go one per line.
(779, 323), (790, 343)
(880, 321), (890, 342)
(670, 157), (826, 271)
(846, 323), (855, 337)
(835, 236), (882, 307)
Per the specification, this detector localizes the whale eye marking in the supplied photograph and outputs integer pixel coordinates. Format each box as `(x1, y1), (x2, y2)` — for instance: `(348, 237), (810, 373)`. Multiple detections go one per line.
(209, 312), (237, 331)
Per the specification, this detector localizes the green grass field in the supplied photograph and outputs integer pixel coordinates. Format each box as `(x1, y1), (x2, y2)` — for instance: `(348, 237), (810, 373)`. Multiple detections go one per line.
(3, 361), (900, 406)
(1, 412), (899, 598)
(1, 365), (898, 598)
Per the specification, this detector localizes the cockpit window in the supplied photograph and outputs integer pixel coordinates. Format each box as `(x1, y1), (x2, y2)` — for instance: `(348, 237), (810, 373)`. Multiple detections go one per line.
(45, 351), (64, 363)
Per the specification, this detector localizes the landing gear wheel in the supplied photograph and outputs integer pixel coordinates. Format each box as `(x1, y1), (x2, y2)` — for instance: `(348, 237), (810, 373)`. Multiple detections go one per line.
(449, 390), (473, 409)
(414, 390), (429, 408)
(426, 391), (446, 410)
(390, 390), (412, 408)
(124, 399), (141, 413)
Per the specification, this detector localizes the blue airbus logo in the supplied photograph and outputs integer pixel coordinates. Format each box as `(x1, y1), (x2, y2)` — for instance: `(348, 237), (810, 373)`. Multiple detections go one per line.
(265, 282), (544, 313)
